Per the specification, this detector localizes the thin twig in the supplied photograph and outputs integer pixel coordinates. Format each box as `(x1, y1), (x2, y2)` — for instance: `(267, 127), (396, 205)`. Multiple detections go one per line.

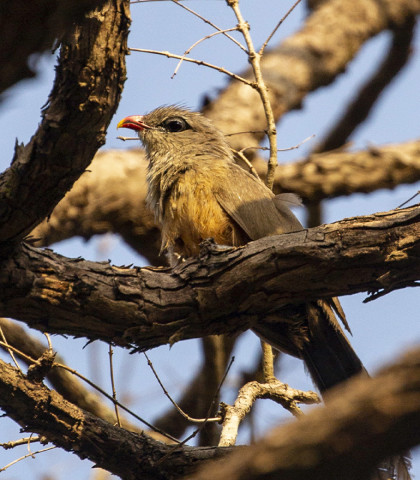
(225, 130), (266, 137)
(154, 356), (235, 466)
(397, 191), (420, 209)
(170, 0), (247, 52)
(129, 48), (253, 86)
(233, 149), (261, 180)
(260, 341), (276, 382)
(226, 0), (278, 190)
(44, 332), (53, 351)
(117, 136), (139, 141)
(109, 344), (122, 427)
(0, 446), (56, 472)
(0, 340), (179, 444)
(259, 0), (302, 56)
(54, 362), (179, 442)
(239, 134), (315, 155)
(172, 27), (239, 78)
(0, 340), (36, 364)
(144, 352), (221, 423)
(1, 436), (42, 450)
(0, 327), (22, 372)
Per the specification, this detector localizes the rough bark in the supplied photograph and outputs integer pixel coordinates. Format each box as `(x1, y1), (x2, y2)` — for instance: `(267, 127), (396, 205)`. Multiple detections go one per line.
(0, 359), (232, 480)
(0, 0), (130, 246)
(1, 205), (419, 350)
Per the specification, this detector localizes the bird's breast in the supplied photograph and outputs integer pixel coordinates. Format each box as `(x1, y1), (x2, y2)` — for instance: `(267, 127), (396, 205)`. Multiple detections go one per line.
(158, 168), (237, 257)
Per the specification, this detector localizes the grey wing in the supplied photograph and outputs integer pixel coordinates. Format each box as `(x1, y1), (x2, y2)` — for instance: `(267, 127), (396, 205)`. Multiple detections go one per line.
(215, 164), (302, 240)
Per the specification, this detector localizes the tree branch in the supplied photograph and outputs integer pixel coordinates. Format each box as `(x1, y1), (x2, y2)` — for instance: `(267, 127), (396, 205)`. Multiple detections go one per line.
(312, 17), (415, 154)
(2, 205), (419, 350)
(31, 149), (162, 264)
(259, 139), (420, 201)
(0, 0), (130, 245)
(0, 317), (177, 440)
(0, 359), (232, 480)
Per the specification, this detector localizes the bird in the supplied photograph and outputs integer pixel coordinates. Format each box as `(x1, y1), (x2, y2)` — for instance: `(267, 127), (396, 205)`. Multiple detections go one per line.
(117, 104), (365, 393)
(117, 105), (411, 479)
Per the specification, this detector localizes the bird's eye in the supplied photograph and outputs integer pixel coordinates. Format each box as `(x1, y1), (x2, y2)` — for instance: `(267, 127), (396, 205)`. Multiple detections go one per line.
(161, 117), (189, 133)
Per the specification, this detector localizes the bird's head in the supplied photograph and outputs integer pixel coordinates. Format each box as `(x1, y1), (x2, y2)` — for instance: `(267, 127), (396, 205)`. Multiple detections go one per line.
(117, 105), (233, 164)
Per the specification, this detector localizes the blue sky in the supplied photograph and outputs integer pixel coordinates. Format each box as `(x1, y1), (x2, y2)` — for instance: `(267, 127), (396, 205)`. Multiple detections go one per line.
(0, 1), (419, 478)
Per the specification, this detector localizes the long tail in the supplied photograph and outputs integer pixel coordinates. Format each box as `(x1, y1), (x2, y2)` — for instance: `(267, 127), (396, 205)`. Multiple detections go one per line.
(252, 299), (364, 392)
(299, 299), (365, 392)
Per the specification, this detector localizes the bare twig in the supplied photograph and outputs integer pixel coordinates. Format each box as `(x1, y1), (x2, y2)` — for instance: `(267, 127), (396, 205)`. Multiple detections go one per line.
(172, 27), (239, 78)
(1, 436), (42, 450)
(0, 327), (22, 372)
(129, 47), (253, 85)
(233, 149), (261, 180)
(144, 352), (221, 423)
(169, 0), (247, 52)
(117, 136), (139, 141)
(153, 356), (235, 466)
(218, 380), (320, 446)
(397, 191), (420, 209)
(239, 134), (315, 155)
(44, 332), (53, 350)
(108, 344), (121, 427)
(260, 341), (276, 382)
(0, 446), (57, 472)
(259, 0), (302, 55)
(226, 0), (279, 190)
(0, 339), (179, 444)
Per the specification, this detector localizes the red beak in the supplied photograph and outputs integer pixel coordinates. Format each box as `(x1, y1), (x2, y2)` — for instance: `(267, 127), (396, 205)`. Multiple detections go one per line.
(117, 115), (151, 131)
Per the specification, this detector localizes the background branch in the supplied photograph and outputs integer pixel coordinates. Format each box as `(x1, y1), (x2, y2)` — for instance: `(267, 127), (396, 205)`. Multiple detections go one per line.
(203, 0), (420, 151)
(0, 0), (107, 95)
(0, 359), (233, 480)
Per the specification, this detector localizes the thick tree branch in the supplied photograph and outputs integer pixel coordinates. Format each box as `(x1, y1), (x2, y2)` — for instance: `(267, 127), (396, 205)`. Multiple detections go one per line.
(31, 149), (162, 264)
(0, 359), (232, 480)
(303, 16), (415, 227)
(312, 18), (415, 154)
(0, 0), (130, 245)
(2, 205), (419, 350)
(260, 139), (420, 201)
